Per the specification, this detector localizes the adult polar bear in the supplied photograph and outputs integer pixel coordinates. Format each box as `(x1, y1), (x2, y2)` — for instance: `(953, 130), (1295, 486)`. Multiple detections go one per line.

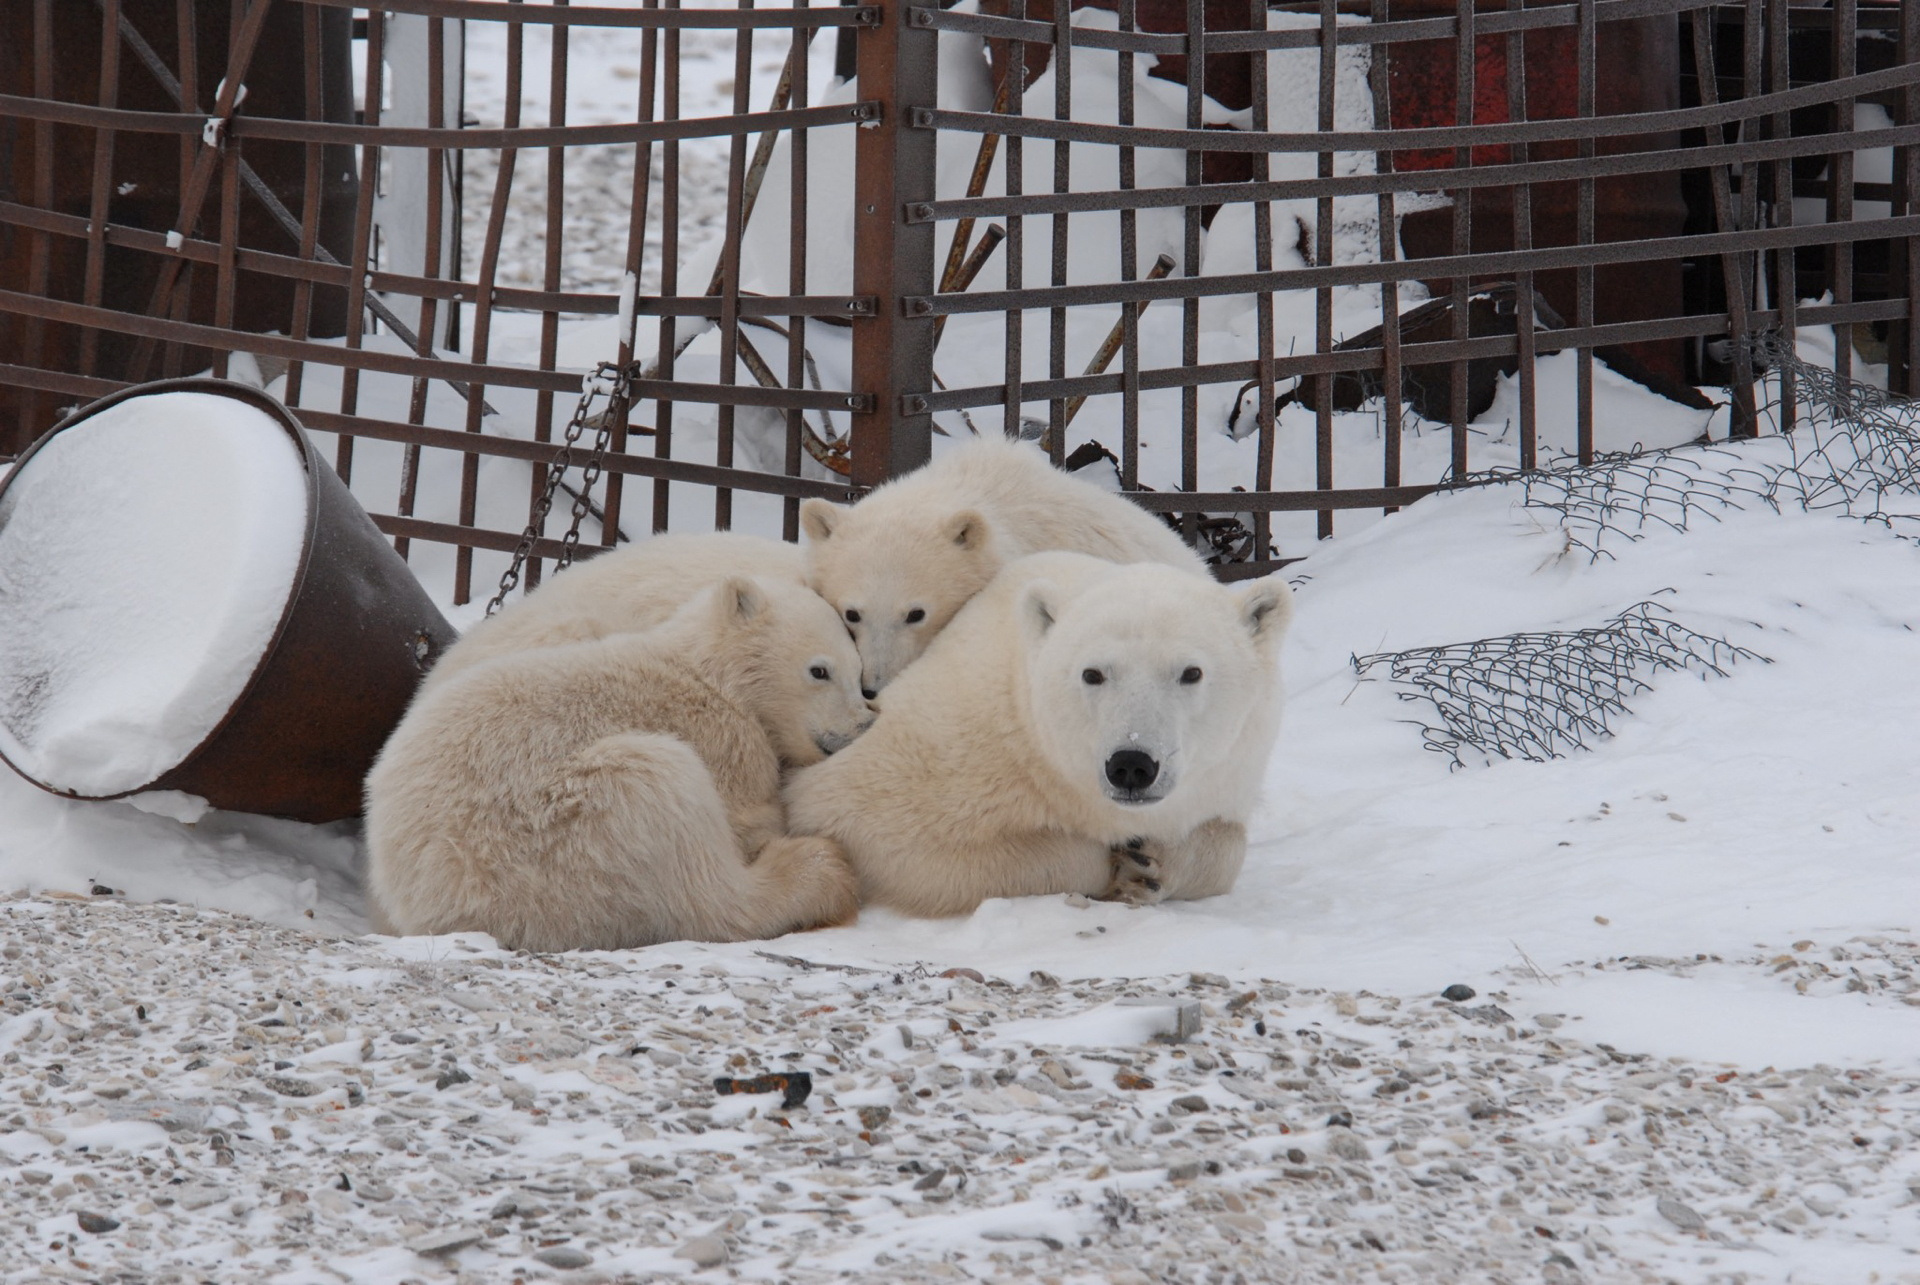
(786, 553), (1292, 916)
(802, 437), (1206, 695)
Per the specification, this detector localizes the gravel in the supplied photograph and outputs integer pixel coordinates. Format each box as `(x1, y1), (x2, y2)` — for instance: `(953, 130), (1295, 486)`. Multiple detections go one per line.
(3, 891), (1919, 1283)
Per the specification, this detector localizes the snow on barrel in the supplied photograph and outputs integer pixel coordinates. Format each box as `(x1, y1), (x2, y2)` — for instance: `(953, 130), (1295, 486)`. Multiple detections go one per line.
(0, 391), (308, 797)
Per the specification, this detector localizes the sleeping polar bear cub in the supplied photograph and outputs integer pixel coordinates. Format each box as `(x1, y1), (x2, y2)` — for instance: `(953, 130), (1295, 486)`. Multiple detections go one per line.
(421, 532), (804, 696)
(801, 436), (1206, 695)
(785, 552), (1292, 917)
(365, 577), (869, 952)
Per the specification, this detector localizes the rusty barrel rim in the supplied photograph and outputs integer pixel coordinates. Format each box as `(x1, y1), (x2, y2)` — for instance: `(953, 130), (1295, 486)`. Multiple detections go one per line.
(0, 376), (323, 806)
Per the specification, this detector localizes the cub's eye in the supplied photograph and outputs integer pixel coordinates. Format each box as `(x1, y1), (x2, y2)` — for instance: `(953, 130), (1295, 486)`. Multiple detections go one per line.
(844, 609), (861, 624)
(1180, 666), (1203, 685)
(904, 608), (926, 624)
(809, 665), (830, 681)
(1082, 668), (1106, 686)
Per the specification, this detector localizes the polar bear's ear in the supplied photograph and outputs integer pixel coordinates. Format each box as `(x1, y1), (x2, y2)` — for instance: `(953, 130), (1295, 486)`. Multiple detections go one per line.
(800, 499), (846, 543)
(719, 576), (768, 625)
(1020, 582), (1058, 641)
(945, 509), (988, 550)
(1237, 577), (1293, 644)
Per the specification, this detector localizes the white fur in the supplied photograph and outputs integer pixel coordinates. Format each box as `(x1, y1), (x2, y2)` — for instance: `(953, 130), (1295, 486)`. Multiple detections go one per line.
(801, 437), (1206, 693)
(784, 553), (1291, 917)
(423, 532), (804, 695)
(365, 577), (871, 952)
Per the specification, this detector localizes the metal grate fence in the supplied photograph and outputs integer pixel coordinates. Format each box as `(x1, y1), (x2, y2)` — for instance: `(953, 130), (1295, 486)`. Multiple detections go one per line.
(2, 0), (1916, 604)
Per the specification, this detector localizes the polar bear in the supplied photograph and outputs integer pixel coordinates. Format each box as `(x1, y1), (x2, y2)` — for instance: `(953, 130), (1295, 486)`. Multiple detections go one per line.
(801, 437), (1207, 695)
(784, 552), (1291, 916)
(422, 532), (804, 695)
(365, 576), (871, 952)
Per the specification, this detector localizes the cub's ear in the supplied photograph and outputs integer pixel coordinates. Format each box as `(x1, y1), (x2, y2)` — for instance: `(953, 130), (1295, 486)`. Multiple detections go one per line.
(1020, 581), (1058, 642)
(945, 508), (989, 550)
(800, 499), (846, 543)
(1237, 576), (1294, 644)
(717, 576), (768, 625)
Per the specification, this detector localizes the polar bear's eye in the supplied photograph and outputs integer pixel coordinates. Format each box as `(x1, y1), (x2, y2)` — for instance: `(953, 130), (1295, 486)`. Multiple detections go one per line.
(1082, 668), (1106, 686)
(1180, 666), (1204, 685)
(844, 609), (861, 624)
(810, 665), (831, 681)
(905, 608), (926, 624)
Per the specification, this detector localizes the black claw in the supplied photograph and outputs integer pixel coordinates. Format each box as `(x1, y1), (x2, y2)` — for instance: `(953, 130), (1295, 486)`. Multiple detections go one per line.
(1125, 837), (1146, 851)
(1142, 878), (1161, 893)
(1128, 850), (1153, 868)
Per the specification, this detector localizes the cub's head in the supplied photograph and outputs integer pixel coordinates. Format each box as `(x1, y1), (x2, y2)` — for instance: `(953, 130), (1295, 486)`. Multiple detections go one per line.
(1020, 565), (1292, 809)
(801, 499), (1001, 697)
(702, 576), (875, 767)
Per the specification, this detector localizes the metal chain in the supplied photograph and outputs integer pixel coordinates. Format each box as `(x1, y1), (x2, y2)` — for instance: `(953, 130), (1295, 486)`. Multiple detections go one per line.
(485, 361), (631, 617)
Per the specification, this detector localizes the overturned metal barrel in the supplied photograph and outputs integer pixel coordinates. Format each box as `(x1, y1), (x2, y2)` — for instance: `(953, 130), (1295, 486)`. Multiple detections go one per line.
(0, 378), (454, 823)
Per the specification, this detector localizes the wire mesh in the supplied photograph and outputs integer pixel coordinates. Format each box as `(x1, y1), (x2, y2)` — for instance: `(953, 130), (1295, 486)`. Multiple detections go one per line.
(1352, 599), (1768, 770)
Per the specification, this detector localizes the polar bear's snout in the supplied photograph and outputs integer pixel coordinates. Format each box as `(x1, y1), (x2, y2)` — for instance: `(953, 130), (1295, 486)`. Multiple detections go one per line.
(1104, 748), (1160, 798)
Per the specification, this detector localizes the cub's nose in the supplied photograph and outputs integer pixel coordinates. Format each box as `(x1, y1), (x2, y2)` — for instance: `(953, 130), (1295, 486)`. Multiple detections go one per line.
(862, 687), (878, 700)
(1104, 749), (1160, 792)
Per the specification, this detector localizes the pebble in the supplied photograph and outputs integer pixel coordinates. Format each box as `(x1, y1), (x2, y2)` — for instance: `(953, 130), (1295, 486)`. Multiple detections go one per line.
(410, 1228), (485, 1257)
(1441, 984), (1477, 1002)
(532, 1245), (593, 1268)
(1169, 1095), (1209, 1115)
(1327, 1132), (1371, 1162)
(1656, 1195), (1707, 1231)
(261, 1075), (319, 1098)
(76, 1211), (120, 1234)
(674, 1235), (729, 1268)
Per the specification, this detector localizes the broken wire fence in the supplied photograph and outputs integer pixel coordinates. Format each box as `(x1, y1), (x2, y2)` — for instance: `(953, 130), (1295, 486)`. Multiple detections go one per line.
(1433, 339), (1920, 562)
(1352, 600), (1767, 770)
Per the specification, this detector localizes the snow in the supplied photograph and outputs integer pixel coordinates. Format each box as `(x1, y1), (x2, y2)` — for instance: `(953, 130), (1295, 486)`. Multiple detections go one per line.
(0, 391), (308, 797)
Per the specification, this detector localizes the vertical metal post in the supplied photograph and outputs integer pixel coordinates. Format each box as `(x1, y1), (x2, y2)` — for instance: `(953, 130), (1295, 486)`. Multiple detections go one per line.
(1897, 0), (1919, 394)
(849, 0), (938, 488)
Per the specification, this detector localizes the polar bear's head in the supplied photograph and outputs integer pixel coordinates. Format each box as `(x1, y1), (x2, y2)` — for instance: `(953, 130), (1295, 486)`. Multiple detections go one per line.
(801, 499), (1000, 697)
(700, 576), (876, 767)
(1020, 565), (1291, 810)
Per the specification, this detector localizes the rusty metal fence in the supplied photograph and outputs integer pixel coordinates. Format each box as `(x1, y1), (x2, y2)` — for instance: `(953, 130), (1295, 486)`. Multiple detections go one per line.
(3, 0), (1917, 603)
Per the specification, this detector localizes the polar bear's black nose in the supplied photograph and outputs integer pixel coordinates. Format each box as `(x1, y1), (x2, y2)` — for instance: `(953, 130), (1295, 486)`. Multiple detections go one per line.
(862, 687), (878, 701)
(1105, 749), (1160, 792)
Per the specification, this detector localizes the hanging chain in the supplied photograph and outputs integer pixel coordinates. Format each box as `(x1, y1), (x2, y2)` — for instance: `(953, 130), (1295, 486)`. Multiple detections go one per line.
(485, 361), (631, 617)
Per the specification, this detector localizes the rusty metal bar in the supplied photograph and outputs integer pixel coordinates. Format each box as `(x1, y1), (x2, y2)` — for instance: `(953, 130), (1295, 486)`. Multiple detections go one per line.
(1046, 0), (1072, 463)
(1312, 0), (1335, 537)
(1252, 0), (1277, 548)
(653, 0), (683, 532)
(283, 1), (327, 409)
(1117, 0), (1140, 489)
(714, 0), (756, 529)
(1507, 0), (1535, 472)
(528, 0), (574, 580)
(783, 6), (812, 539)
(1767, 0), (1796, 434)
(1902, 0), (1919, 393)
(1575, 0), (1594, 464)
(848, 0), (938, 484)
(336, 6), (386, 485)
(1368, 0), (1399, 513)
(1448, 0), (1474, 479)
(1830, 0), (1855, 385)
(77, 0), (122, 378)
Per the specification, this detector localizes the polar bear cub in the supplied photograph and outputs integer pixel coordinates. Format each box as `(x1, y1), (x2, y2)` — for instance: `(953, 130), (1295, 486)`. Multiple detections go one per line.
(365, 577), (870, 952)
(785, 552), (1291, 917)
(801, 437), (1206, 695)
(423, 532), (804, 695)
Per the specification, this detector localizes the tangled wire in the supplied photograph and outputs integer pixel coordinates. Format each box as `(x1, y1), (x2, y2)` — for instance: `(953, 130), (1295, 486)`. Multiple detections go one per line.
(1352, 600), (1769, 769)
(1434, 335), (1920, 561)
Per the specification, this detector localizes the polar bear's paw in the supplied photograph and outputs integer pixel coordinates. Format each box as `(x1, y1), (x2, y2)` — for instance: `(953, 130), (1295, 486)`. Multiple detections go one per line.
(756, 835), (862, 931)
(1100, 837), (1167, 906)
